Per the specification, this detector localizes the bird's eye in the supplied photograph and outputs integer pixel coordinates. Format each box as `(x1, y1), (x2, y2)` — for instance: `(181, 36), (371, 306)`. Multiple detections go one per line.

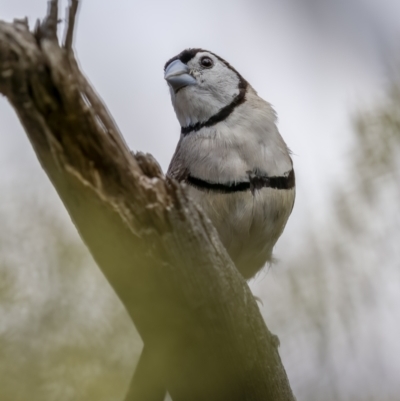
(200, 56), (214, 68)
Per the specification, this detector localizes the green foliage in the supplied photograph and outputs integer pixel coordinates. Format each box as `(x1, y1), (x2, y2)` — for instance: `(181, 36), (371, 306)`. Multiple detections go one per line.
(0, 191), (141, 401)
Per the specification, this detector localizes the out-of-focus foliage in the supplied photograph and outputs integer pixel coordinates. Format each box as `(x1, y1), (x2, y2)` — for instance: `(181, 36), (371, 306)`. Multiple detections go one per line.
(0, 191), (142, 401)
(256, 80), (400, 401)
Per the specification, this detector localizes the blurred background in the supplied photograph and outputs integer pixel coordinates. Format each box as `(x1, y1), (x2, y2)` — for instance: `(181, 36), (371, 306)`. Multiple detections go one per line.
(1, 0), (399, 400)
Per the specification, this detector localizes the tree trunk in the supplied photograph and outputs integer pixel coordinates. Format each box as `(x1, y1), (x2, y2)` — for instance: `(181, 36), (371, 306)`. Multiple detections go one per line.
(0, 2), (296, 400)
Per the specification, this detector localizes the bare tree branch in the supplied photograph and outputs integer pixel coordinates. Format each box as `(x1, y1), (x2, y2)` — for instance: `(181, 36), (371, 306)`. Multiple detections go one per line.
(0, 2), (296, 400)
(63, 0), (79, 50)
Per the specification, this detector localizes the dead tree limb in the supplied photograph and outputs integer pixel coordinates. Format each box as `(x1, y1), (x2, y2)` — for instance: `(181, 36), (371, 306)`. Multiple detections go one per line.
(0, 1), (296, 400)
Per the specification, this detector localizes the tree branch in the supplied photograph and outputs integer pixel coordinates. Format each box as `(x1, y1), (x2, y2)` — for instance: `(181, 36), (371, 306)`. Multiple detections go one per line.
(0, 2), (295, 400)
(63, 0), (79, 50)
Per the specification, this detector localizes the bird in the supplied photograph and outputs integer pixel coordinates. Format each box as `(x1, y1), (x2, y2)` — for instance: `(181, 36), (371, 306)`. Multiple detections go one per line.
(164, 48), (295, 279)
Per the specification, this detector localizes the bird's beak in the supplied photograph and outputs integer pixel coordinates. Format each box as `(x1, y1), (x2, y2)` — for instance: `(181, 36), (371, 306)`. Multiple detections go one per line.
(164, 59), (197, 93)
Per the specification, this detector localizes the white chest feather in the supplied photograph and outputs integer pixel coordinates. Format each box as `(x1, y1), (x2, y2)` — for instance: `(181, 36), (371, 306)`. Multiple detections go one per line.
(167, 92), (295, 278)
(178, 92), (293, 181)
(187, 185), (295, 279)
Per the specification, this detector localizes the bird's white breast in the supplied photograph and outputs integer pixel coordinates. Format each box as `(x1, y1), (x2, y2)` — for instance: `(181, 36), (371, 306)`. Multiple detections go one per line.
(187, 185), (295, 279)
(178, 91), (293, 183)
(168, 85), (295, 278)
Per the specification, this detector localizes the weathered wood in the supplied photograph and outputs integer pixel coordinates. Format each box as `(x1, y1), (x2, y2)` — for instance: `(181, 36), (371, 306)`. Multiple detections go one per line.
(126, 345), (167, 401)
(0, 2), (296, 400)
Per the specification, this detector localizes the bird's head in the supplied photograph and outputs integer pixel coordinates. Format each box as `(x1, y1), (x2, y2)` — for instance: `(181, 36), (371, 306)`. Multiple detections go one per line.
(164, 48), (248, 128)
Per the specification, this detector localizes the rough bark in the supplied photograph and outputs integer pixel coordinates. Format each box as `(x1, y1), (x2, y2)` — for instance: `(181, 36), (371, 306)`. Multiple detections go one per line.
(0, 2), (296, 400)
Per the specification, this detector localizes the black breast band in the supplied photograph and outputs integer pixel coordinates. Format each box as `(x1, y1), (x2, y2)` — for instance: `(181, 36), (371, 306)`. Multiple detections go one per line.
(186, 169), (295, 194)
